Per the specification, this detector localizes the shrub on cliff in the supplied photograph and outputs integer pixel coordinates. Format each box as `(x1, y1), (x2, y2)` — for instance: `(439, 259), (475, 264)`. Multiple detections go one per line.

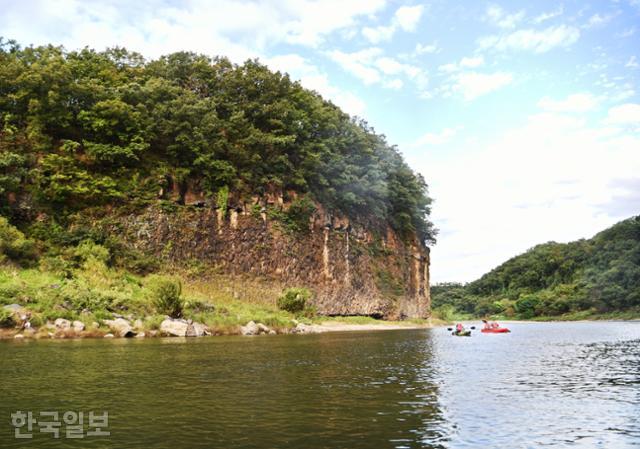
(0, 308), (16, 328)
(147, 275), (184, 318)
(277, 287), (311, 313)
(0, 217), (37, 266)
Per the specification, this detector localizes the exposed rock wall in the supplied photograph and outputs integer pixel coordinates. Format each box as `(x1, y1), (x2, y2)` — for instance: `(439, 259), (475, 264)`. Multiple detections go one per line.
(106, 203), (431, 319)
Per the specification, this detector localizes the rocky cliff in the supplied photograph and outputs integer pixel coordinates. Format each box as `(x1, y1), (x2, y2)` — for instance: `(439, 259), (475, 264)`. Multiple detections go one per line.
(96, 197), (431, 319)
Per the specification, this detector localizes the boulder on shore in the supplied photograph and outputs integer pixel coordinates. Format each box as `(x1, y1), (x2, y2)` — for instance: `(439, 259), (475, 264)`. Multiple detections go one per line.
(161, 318), (210, 337)
(240, 321), (260, 336)
(103, 318), (136, 338)
(54, 318), (72, 330)
(72, 320), (85, 332)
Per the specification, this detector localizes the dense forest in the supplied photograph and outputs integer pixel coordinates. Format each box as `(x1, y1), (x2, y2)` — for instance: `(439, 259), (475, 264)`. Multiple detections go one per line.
(433, 216), (640, 319)
(0, 39), (435, 250)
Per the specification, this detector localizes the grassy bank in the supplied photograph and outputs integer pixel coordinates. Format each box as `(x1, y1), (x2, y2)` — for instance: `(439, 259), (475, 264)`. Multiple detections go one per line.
(0, 258), (306, 338)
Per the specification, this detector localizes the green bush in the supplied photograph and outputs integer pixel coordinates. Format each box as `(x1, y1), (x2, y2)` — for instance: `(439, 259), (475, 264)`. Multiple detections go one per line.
(147, 275), (183, 318)
(276, 287), (311, 313)
(0, 308), (16, 328)
(515, 295), (541, 319)
(0, 217), (37, 265)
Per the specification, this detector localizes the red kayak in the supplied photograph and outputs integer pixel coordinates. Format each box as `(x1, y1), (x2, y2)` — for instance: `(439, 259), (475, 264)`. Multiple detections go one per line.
(481, 327), (510, 333)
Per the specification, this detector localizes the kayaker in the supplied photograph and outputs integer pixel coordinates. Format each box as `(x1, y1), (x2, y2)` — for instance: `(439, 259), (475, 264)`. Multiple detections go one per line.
(482, 319), (491, 330)
(455, 323), (464, 333)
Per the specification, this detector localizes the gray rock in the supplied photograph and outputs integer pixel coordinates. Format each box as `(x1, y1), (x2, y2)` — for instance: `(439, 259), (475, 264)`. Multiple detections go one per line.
(135, 332), (146, 338)
(240, 321), (260, 336)
(187, 322), (210, 337)
(14, 334), (24, 339)
(104, 318), (136, 338)
(293, 322), (317, 334)
(54, 318), (72, 329)
(3, 304), (23, 313)
(72, 321), (85, 332)
(256, 323), (270, 334)
(160, 318), (189, 337)
(104, 333), (115, 338)
(268, 329), (277, 335)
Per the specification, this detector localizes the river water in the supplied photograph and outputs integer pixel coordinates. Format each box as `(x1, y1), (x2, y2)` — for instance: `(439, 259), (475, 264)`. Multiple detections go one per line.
(1, 321), (639, 448)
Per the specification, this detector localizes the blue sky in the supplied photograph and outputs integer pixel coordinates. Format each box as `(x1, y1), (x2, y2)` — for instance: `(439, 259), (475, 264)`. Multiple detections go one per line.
(1, 0), (639, 282)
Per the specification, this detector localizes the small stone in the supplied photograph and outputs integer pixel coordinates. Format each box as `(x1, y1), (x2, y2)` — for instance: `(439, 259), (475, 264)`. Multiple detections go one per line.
(104, 333), (115, 338)
(257, 323), (270, 334)
(268, 330), (277, 335)
(72, 320), (85, 332)
(14, 334), (24, 339)
(135, 332), (146, 338)
(91, 322), (100, 329)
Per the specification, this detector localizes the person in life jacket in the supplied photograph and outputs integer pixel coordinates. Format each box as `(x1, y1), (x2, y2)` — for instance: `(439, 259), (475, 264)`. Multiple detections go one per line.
(455, 323), (464, 333)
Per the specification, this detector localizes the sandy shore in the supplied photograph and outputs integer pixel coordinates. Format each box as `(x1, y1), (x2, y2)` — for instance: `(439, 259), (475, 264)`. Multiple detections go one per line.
(306, 321), (433, 333)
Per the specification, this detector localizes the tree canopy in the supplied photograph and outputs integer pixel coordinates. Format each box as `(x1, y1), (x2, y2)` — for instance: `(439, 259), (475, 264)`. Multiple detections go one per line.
(0, 39), (436, 245)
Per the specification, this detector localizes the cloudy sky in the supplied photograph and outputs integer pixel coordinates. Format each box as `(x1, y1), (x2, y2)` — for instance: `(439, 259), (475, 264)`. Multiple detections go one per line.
(1, 0), (639, 283)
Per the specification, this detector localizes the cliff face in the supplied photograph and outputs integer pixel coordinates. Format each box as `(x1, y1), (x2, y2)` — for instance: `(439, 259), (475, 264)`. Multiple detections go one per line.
(102, 200), (431, 319)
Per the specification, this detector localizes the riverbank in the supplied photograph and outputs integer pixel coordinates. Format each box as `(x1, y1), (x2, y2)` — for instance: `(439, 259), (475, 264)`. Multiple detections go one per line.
(0, 315), (433, 340)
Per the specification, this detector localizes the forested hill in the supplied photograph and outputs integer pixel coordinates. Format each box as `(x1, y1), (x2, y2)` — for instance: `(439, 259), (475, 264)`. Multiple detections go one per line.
(432, 216), (640, 319)
(0, 39), (435, 245)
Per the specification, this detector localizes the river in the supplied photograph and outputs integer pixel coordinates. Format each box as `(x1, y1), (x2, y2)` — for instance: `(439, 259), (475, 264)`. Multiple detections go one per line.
(1, 321), (639, 448)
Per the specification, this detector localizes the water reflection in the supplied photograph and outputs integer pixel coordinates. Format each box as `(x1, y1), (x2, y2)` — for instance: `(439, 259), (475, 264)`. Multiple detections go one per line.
(1, 322), (639, 448)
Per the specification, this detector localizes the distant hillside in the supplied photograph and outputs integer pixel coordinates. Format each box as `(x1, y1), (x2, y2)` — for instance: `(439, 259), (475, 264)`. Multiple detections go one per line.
(433, 216), (640, 319)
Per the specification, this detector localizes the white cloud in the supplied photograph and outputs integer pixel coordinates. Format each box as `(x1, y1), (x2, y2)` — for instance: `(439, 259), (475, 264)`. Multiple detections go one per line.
(362, 25), (395, 44)
(0, 0), (387, 60)
(605, 103), (640, 125)
(412, 127), (460, 146)
(532, 6), (564, 24)
(394, 5), (425, 32)
(438, 56), (484, 73)
(412, 112), (640, 282)
(478, 24), (580, 53)
(537, 93), (599, 113)
(485, 4), (525, 29)
(584, 12), (618, 29)
(328, 48), (427, 90)
(327, 47), (383, 84)
(265, 53), (366, 117)
(460, 56), (484, 68)
(626, 56), (639, 68)
(414, 42), (440, 55)
(361, 4), (424, 43)
(452, 71), (513, 100)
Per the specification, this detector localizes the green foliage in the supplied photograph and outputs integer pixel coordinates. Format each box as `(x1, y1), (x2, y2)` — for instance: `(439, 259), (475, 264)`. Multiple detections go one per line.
(268, 196), (316, 234)
(216, 185), (229, 218)
(147, 275), (184, 318)
(276, 287), (311, 313)
(432, 216), (640, 319)
(0, 308), (15, 328)
(0, 42), (435, 244)
(0, 217), (37, 265)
